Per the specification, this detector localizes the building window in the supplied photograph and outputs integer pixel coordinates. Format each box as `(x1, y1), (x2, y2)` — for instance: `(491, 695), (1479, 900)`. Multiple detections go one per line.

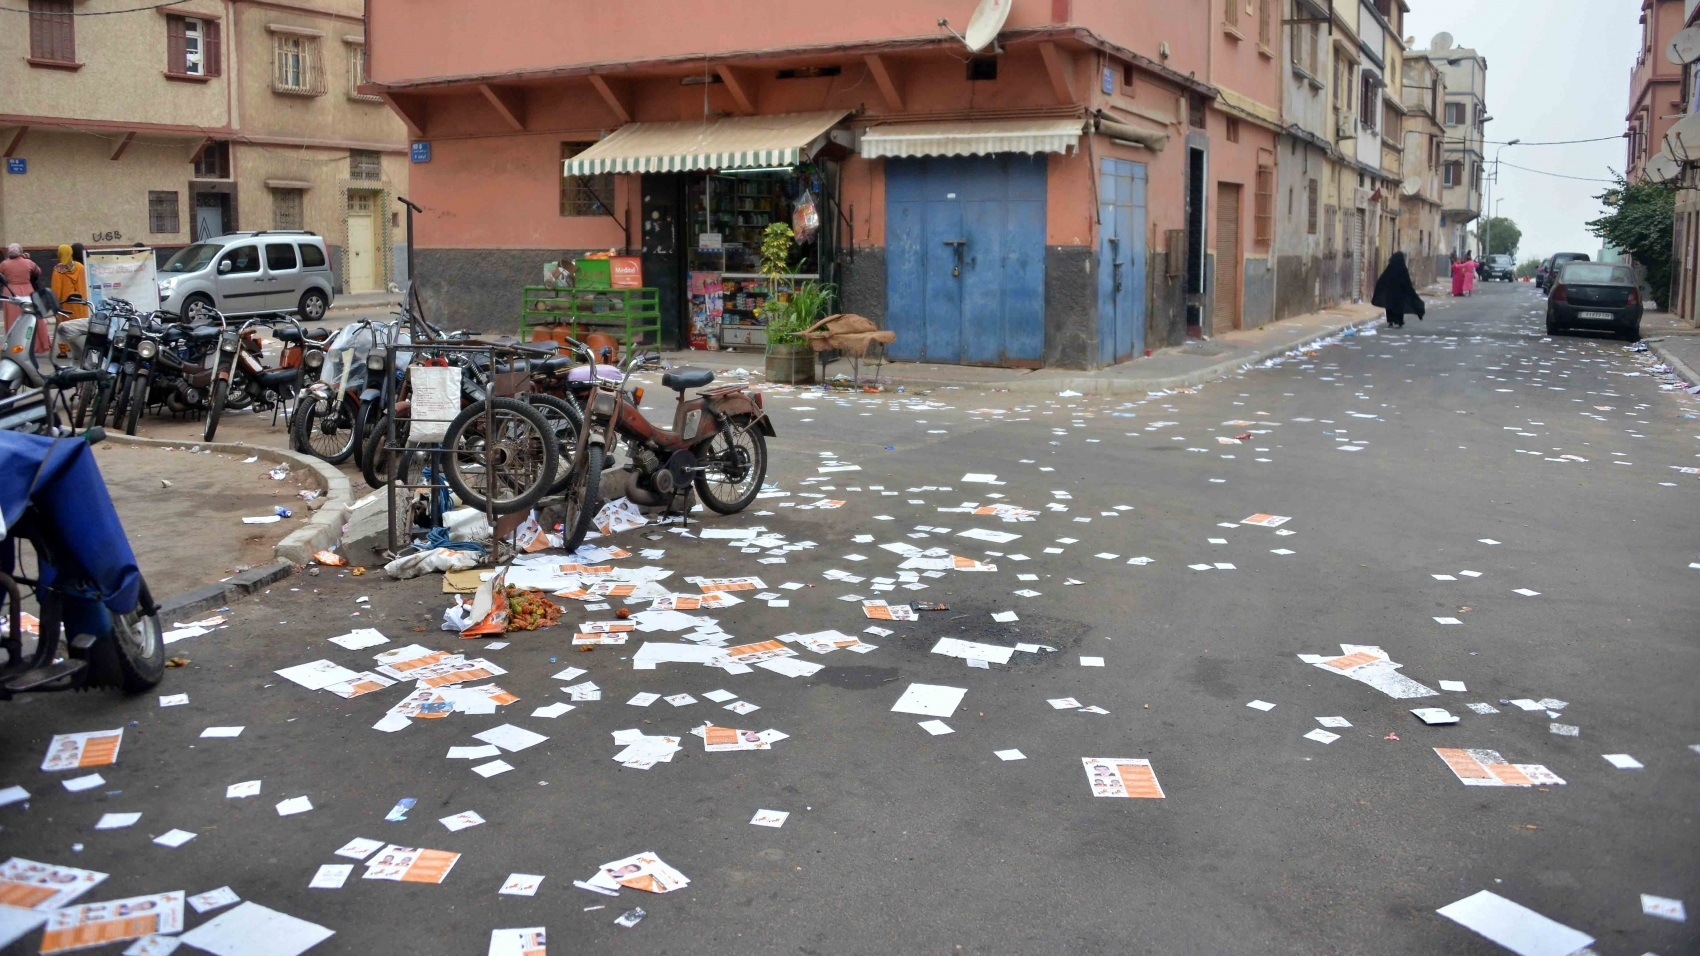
(1255, 164), (1275, 247)
(1323, 205), (1337, 257)
(1444, 101), (1464, 126)
(1443, 161), (1462, 187)
(1257, 0), (1272, 46)
(1189, 93), (1208, 129)
(967, 57), (997, 81)
(193, 141), (229, 179)
(346, 42), (380, 101)
(148, 191), (180, 234)
(349, 149), (382, 181)
(1359, 72), (1379, 132)
(272, 189), (304, 230)
(167, 16), (220, 76)
(1224, 0), (1239, 28)
(29, 0), (74, 64)
(272, 33), (324, 95)
(1225, 117), (1241, 143)
(1307, 179), (1319, 235)
(560, 143), (614, 217)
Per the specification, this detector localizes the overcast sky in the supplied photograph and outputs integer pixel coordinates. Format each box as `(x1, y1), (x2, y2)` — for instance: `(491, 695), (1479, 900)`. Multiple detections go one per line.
(1404, 0), (1642, 262)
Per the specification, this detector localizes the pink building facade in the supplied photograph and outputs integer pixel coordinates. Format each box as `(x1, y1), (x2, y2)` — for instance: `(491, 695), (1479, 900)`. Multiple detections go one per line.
(364, 0), (1285, 368)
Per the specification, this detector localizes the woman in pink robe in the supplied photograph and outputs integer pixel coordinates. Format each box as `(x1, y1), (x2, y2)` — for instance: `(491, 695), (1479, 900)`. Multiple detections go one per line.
(1462, 254), (1477, 295)
(1450, 256), (1467, 296)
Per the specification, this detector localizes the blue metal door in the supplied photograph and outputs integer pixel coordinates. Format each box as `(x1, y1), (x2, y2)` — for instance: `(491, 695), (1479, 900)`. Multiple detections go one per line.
(886, 155), (1047, 365)
(1097, 158), (1147, 364)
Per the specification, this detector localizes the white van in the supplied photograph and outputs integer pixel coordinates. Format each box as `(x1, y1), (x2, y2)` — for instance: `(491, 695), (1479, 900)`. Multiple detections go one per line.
(156, 230), (336, 322)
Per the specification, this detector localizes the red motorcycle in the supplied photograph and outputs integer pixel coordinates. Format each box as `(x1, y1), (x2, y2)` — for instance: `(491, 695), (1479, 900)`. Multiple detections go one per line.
(565, 343), (773, 550)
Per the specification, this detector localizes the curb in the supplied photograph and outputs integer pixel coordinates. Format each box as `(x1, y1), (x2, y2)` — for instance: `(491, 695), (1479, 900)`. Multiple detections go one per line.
(1647, 338), (1700, 388)
(157, 561), (295, 623)
(875, 309), (1385, 396)
(101, 434), (353, 566)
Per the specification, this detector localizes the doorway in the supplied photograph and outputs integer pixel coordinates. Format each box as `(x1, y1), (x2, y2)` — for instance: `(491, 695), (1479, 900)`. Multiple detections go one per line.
(1097, 158), (1148, 364)
(345, 192), (379, 293)
(640, 173), (686, 349)
(1213, 183), (1242, 331)
(884, 154), (1047, 366)
(193, 193), (228, 242)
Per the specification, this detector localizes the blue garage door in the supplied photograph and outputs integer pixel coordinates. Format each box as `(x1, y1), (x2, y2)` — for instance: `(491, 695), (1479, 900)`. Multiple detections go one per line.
(1097, 158), (1148, 364)
(885, 155), (1047, 366)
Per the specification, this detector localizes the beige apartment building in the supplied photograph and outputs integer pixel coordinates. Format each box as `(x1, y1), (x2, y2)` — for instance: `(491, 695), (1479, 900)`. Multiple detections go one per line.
(1399, 51), (1447, 287)
(0, 0), (408, 297)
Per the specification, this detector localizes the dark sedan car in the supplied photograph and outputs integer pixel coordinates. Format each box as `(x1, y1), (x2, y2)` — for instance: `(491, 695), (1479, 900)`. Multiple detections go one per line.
(1537, 251), (1590, 293)
(1481, 254), (1516, 281)
(1546, 262), (1642, 340)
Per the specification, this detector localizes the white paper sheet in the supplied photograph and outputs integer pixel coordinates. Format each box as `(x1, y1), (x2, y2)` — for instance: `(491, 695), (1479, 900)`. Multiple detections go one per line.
(177, 901), (335, 956)
(1435, 890), (1593, 956)
(891, 683), (966, 718)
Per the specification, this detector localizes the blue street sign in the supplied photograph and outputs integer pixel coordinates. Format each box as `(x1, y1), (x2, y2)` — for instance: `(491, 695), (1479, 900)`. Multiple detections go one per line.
(410, 142), (431, 163)
(1102, 67), (1115, 95)
(5, 159), (24, 174)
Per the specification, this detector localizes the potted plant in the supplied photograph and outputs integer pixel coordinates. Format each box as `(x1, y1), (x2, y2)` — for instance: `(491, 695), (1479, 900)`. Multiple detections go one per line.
(765, 280), (834, 384)
(755, 223), (810, 384)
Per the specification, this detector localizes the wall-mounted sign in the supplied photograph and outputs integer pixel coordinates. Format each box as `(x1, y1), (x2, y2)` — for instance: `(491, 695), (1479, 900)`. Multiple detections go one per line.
(5, 159), (24, 174)
(1101, 67), (1115, 95)
(409, 141), (431, 163)
(697, 232), (723, 250)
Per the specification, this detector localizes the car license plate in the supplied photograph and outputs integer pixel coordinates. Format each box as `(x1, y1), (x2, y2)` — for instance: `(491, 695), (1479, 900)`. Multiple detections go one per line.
(1579, 311), (1613, 319)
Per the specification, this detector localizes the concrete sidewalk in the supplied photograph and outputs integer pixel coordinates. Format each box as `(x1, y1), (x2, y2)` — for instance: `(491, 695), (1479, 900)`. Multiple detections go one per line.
(1641, 309), (1700, 387)
(676, 300), (1387, 395)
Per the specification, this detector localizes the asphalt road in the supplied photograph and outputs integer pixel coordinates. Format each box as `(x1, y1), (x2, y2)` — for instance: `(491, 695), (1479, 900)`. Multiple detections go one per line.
(3, 283), (1697, 956)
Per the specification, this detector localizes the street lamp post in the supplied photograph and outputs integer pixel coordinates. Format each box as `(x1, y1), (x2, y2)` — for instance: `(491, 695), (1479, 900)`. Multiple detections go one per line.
(1483, 139), (1521, 259)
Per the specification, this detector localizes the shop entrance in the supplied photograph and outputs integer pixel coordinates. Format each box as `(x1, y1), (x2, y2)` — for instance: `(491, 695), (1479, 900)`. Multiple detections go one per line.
(1097, 158), (1148, 364)
(884, 154), (1047, 367)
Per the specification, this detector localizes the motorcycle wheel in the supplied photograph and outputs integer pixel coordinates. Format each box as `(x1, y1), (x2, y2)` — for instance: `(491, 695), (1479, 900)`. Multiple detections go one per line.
(694, 416), (767, 514)
(441, 397), (560, 515)
(99, 579), (165, 692)
(203, 378), (228, 442)
(360, 413), (411, 490)
(559, 444), (602, 554)
(123, 371), (148, 436)
(520, 392), (584, 495)
(106, 369), (131, 429)
(292, 392), (358, 464)
(224, 367), (255, 411)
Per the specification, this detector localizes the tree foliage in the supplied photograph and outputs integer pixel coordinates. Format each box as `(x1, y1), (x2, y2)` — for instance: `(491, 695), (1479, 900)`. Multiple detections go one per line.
(1588, 174), (1675, 300)
(1516, 257), (1542, 279)
(1479, 217), (1521, 258)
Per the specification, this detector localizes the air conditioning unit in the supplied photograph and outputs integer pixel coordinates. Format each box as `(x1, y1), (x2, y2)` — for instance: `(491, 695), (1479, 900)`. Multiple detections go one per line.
(1336, 114), (1357, 140)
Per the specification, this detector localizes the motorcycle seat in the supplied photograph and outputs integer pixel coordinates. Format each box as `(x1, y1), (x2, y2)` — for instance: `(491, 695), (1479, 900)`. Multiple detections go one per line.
(536, 355), (573, 374)
(274, 326), (331, 343)
(257, 367), (300, 389)
(567, 363), (624, 384)
(189, 326), (221, 342)
(661, 368), (714, 392)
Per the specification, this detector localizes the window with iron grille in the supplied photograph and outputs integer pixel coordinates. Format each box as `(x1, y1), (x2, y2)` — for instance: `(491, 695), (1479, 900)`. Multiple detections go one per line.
(193, 141), (229, 179)
(272, 33), (324, 95)
(1255, 164), (1275, 247)
(560, 143), (614, 217)
(1307, 179), (1319, 235)
(29, 0), (74, 64)
(148, 192), (180, 234)
(272, 189), (304, 230)
(1257, 0), (1272, 46)
(349, 149), (382, 181)
(167, 15), (220, 76)
(346, 43), (380, 101)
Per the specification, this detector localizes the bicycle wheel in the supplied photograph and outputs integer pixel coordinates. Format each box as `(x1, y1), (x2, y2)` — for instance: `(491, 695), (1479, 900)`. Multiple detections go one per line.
(559, 444), (602, 554)
(203, 377), (228, 442)
(520, 392), (584, 495)
(441, 397), (560, 515)
(360, 413), (412, 490)
(292, 392), (359, 464)
(694, 416), (767, 514)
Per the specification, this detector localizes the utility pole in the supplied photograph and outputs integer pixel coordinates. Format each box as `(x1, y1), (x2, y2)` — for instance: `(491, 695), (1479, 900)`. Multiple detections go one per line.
(1483, 138), (1520, 258)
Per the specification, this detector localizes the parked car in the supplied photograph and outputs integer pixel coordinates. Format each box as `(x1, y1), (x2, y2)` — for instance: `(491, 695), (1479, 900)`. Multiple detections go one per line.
(1534, 261), (1548, 289)
(1546, 261), (1642, 340)
(1537, 252), (1590, 293)
(1481, 254), (1516, 281)
(157, 231), (335, 324)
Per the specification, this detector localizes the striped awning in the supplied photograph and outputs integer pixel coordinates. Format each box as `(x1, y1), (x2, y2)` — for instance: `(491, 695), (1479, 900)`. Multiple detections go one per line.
(860, 118), (1084, 159)
(563, 110), (851, 176)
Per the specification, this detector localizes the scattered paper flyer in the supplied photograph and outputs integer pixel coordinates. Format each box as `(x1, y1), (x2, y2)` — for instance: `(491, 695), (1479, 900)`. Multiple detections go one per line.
(153, 829), (196, 848)
(39, 892), (184, 955)
(328, 627), (390, 650)
(274, 659), (361, 690)
(225, 780), (261, 799)
(473, 724), (549, 752)
(1304, 729), (1340, 744)
(363, 845), (462, 883)
(1411, 708), (1460, 725)
(499, 874), (545, 897)
(1640, 893), (1685, 922)
(440, 810), (486, 832)
(1081, 758), (1165, 799)
(1240, 514), (1291, 528)
(40, 729), (123, 772)
(188, 887), (239, 914)
(1298, 644), (1439, 700)
(702, 726), (770, 752)
(0, 858), (108, 910)
(750, 809), (789, 828)
(1436, 890), (1592, 956)
(1434, 749), (1566, 788)
(335, 837), (384, 860)
(177, 901), (334, 956)
(584, 852), (690, 894)
(932, 638), (1015, 666)
(891, 683), (967, 718)
(275, 796), (313, 816)
(309, 865), (352, 890)
(488, 927), (546, 956)
(918, 720), (954, 735)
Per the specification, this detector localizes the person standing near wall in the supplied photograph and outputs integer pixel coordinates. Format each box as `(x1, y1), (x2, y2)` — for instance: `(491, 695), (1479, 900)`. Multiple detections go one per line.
(1, 243), (43, 340)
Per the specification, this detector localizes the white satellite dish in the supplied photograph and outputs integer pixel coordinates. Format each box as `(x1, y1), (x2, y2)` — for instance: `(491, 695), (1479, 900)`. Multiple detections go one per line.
(1646, 149), (1682, 183)
(1669, 26), (1700, 64)
(1668, 112), (1700, 160)
(1430, 32), (1454, 52)
(963, 0), (1013, 53)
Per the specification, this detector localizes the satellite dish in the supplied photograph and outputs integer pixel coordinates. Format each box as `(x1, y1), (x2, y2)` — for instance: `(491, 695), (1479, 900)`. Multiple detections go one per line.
(1646, 149), (1682, 183)
(1430, 32), (1454, 52)
(1669, 112), (1700, 160)
(1668, 25), (1700, 64)
(964, 0), (1013, 53)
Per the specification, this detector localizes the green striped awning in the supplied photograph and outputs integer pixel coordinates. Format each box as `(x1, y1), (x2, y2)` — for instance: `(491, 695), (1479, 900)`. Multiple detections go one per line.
(563, 110), (851, 176)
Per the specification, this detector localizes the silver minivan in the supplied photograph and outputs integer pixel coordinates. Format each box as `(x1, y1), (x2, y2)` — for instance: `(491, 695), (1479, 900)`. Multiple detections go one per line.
(157, 230), (335, 322)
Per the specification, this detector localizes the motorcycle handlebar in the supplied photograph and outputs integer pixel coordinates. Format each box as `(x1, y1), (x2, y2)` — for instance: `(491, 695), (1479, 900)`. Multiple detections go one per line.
(47, 369), (103, 386)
